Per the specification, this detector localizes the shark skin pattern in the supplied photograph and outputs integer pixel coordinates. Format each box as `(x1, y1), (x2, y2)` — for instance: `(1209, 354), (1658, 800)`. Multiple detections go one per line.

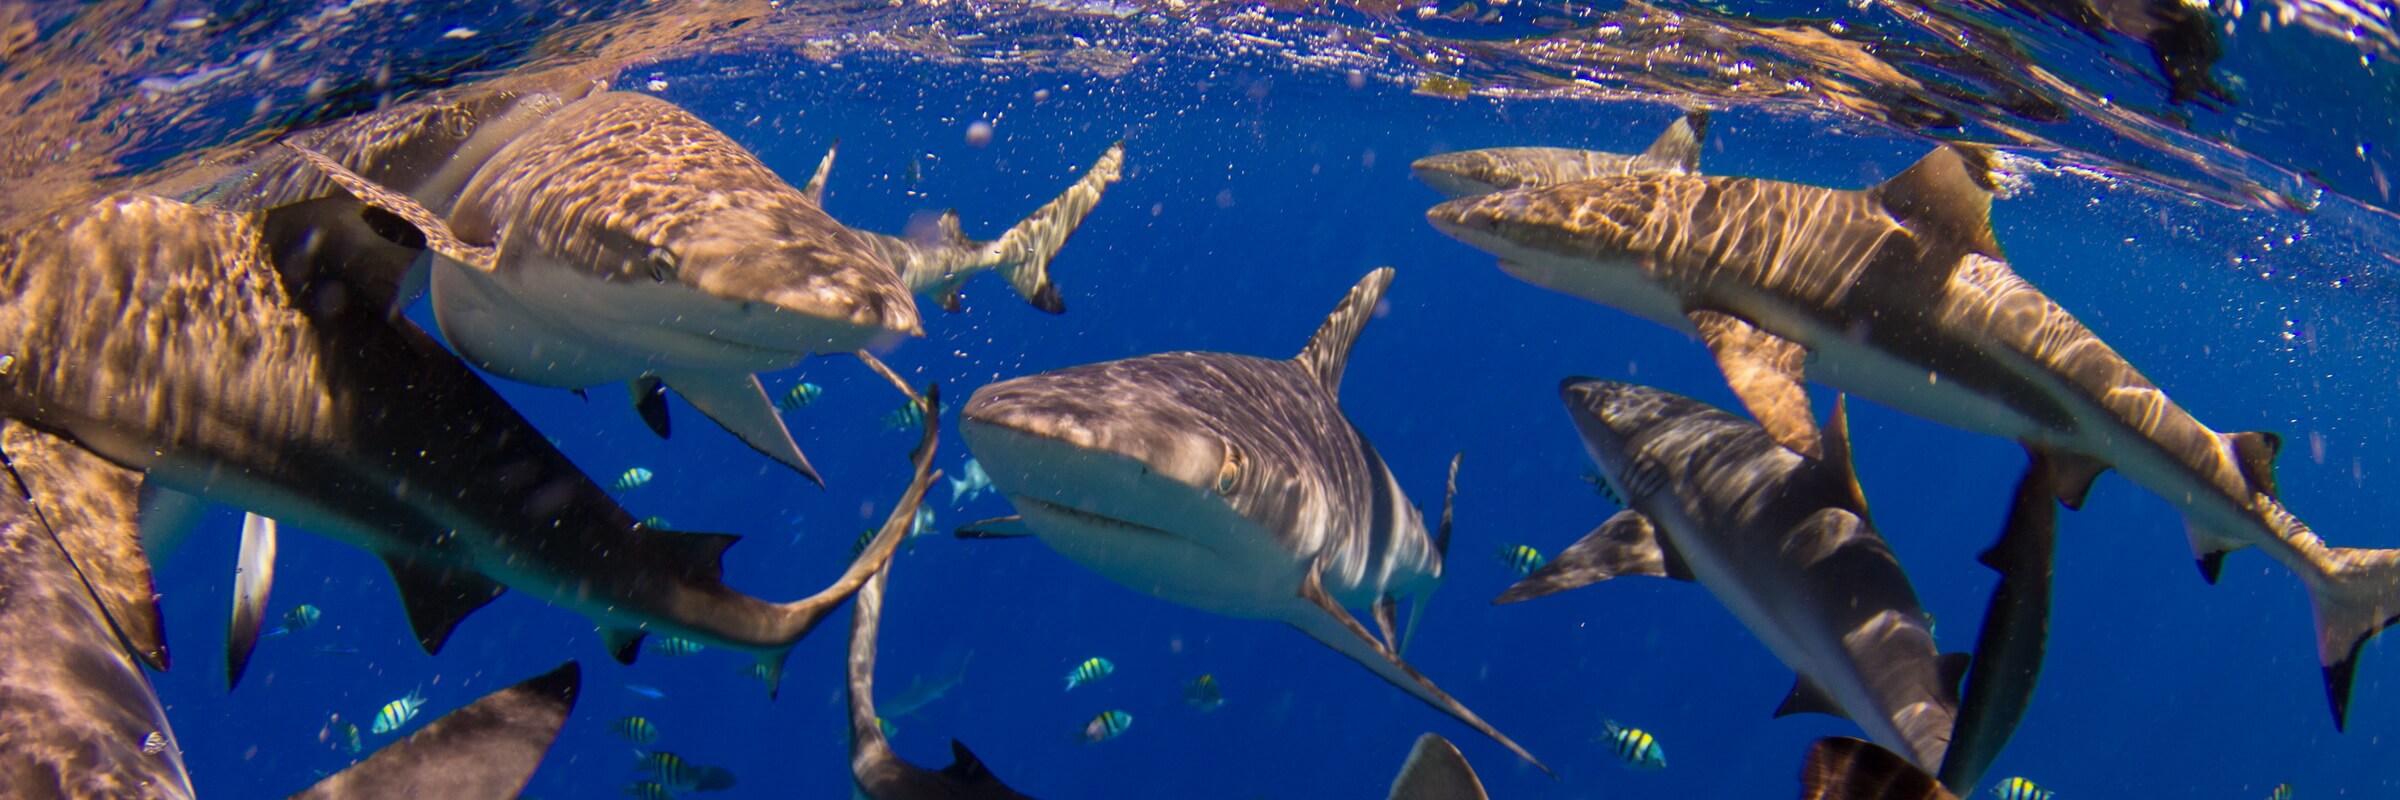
(0, 422), (194, 800)
(1799, 738), (1959, 800)
(1427, 147), (2400, 728)
(958, 268), (1546, 773)
(286, 661), (580, 800)
(1410, 110), (1709, 199)
(1385, 734), (1489, 800)
(1502, 382), (1961, 772)
(847, 556), (1037, 800)
(0, 194), (929, 689)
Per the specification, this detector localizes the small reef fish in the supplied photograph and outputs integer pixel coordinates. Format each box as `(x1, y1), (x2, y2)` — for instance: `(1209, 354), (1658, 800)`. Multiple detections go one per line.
(1184, 674), (1224, 712)
(948, 458), (992, 506)
(777, 382), (824, 411)
(1079, 710), (1133, 744)
(743, 663), (774, 684)
(640, 516), (671, 529)
(2268, 785), (2292, 800)
(1496, 544), (1546, 577)
(1992, 777), (2053, 800)
(878, 716), (900, 738)
(613, 467), (654, 492)
(1598, 720), (1665, 770)
(883, 400), (926, 431)
(650, 636), (704, 656)
(266, 603), (322, 636)
(909, 506), (937, 543)
(637, 750), (699, 789)
(370, 689), (426, 734)
(624, 684), (667, 699)
(610, 716), (660, 746)
(623, 782), (676, 800)
(1064, 657), (1115, 690)
(850, 527), (878, 560)
(324, 717), (362, 754)
(1580, 470), (1623, 506)
(310, 645), (359, 655)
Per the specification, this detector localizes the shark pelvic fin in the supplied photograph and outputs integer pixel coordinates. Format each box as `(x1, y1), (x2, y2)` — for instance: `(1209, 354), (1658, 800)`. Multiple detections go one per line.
(1638, 110), (1709, 173)
(1387, 733), (1490, 800)
(1287, 562), (1550, 776)
(1872, 146), (2003, 261)
(802, 139), (839, 205)
(289, 661), (580, 800)
(1495, 510), (1691, 605)
(955, 515), (1035, 538)
(630, 376), (671, 439)
(136, 480), (207, 565)
(1296, 267), (1397, 396)
(1773, 675), (1846, 719)
(2180, 520), (2244, 584)
(658, 370), (823, 488)
(2225, 430), (2282, 499)
(602, 627), (647, 665)
(1822, 395), (1871, 516)
(382, 557), (506, 654)
(1689, 309), (1821, 459)
(280, 142), (498, 271)
(1800, 737), (1959, 800)
(227, 512), (278, 690)
(2044, 449), (2111, 509)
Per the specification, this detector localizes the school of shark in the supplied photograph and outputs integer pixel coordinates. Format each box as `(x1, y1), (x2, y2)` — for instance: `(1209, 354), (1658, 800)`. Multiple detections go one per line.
(0, 4), (2389, 797)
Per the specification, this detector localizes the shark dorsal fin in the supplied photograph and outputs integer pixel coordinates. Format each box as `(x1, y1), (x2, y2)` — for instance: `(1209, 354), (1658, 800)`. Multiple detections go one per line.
(801, 139), (839, 205)
(381, 556), (507, 654)
(280, 142), (498, 271)
(1387, 733), (1490, 800)
(2225, 430), (2281, 499)
(1638, 110), (1709, 172)
(1873, 146), (2003, 260)
(1822, 395), (1871, 516)
(1774, 674), (1846, 719)
(1295, 267), (1396, 395)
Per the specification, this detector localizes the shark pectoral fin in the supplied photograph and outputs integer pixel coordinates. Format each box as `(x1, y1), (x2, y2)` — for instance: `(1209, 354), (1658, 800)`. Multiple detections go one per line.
(1373, 595), (1402, 653)
(1639, 110), (1709, 173)
(801, 139), (839, 205)
(2225, 430), (2282, 499)
(630, 376), (671, 439)
(381, 557), (506, 654)
(290, 661), (580, 800)
(1495, 510), (1686, 605)
(1872, 145), (2002, 261)
(227, 512), (278, 690)
(989, 141), (1126, 315)
(1294, 267), (1397, 396)
(278, 142), (498, 271)
(602, 627), (647, 665)
(1288, 564), (1551, 776)
(658, 370), (823, 487)
(2180, 519), (2246, 584)
(136, 480), (207, 564)
(1822, 395), (1870, 516)
(1800, 737), (1958, 800)
(1387, 733), (1490, 800)
(1774, 675), (1847, 719)
(2043, 449), (2110, 510)
(955, 515), (1035, 539)
(1689, 310), (1822, 459)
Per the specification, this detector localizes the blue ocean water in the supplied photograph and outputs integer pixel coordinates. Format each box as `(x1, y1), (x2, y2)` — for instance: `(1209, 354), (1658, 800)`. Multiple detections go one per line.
(86, 16), (2395, 800)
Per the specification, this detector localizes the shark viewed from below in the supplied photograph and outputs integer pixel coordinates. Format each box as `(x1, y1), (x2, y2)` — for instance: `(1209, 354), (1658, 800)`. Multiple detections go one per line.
(1386, 734), (1488, 800)
(1500, 380), (1963, 772)
(1428, 146), (2400, 728)
(957, 268), (1545, 772)
(0, 194), (932, 692)
(1410, 110), (1708, 199)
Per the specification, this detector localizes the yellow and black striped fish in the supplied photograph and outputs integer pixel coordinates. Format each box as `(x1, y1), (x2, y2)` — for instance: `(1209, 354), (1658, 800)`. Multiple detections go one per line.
(2267, 784), (2292, 800)
(636, 750), (698, 790)
(609, 716), (659, 746)
(1991, 777), (2053, 800)
(1495, 544), (1546, 577)
(777, 382), (824, 411)
(370, 689), (425, 735)
(649, 636), (703, 657)
(622, 781), (675, 800)
(1079, 709), (1132, 743)
(1064, 656), (1115, 690)
(1598, 720), (1665, 770)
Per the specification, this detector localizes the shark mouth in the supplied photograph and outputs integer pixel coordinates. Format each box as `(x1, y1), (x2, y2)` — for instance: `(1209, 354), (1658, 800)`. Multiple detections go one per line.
(1010, 494), (1220, 556)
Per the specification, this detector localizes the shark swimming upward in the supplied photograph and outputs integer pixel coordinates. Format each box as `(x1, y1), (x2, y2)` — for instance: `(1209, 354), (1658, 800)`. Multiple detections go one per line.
(957, 268), (1545, 772)
(847, 554), (1037, 800)
(1426, 146), (2400, 728)
(1410, 110), (1708, 199)
(1501, 381), (1963, 771)
(0, 193), (931, 690)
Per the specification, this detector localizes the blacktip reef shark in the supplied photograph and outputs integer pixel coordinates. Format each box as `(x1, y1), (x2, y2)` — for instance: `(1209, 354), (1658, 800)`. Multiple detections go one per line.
(1427, 146), (2400, 728)
(847, 552), (1036, 799)
(1410, 110), (1708, 199)
(0, 193), (935, 692)
(253, 86), (1119, 486)
(1386, 734), (1487, 800)
(955, 268), (1547, 773)
(1499, 380), (1963, 771)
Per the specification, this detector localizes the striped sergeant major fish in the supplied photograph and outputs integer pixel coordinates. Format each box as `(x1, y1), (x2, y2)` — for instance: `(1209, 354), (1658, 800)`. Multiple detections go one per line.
(1597, 720), (1666, 771)
(1078, 711), (1132, 744)
(1428, 144), (2400, 729)
(957, 269), (1545, 773)
(1064, 657), (1114, 691)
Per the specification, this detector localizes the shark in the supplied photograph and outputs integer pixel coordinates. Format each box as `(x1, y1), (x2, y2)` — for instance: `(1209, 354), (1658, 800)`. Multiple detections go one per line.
(285, 660), (581, 799)
(955, 268), (1545, 772)
(881, 651), (974, 720)
(247, 85), (1119, 486)
(1800, 738), (1959, 800)
(1937, 447), (2060, 796)
(1409, 110), (1708, 199)
(847, 553), (1036, 799)
(1386, 734), (1488, 800)
(0, 193), (933, 690)
(1426, 145), (2400, 728)
(1499, 381), (1963, 772)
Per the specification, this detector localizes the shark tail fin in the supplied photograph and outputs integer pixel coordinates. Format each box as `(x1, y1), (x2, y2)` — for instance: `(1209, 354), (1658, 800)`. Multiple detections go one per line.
(2225, 430), (2282, 499)
(909, 142), (1126, 314)
(1638, 110), (1709, 172)
(1387, 733), (1490, 800)
(1873, 145), (2003, 260)
(1398, 451), (1463, 657)
(2308, 542), (2400, 731)
(1799, 738), (1958, 800)
(767, 384), (941, 649)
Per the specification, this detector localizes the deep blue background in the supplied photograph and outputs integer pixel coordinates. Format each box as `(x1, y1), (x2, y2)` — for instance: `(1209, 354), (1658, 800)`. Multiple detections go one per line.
(145, 52), (2398, 799)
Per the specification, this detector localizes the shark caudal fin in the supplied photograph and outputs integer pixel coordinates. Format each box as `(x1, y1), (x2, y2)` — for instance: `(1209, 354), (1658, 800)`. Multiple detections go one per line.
(2308, 540), (2400, 731)
(896, 143), (1125, 313)
(1387, 733), (1490, 800)
(1800, 738), (1959, 800)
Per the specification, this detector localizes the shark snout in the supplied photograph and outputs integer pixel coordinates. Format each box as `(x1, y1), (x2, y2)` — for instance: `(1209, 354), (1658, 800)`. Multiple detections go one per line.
(1410, 153), (1498, 200)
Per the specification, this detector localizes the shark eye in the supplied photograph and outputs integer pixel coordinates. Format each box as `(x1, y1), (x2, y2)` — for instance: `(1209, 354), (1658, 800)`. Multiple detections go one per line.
(1214, 443), (1246, 495)
(643, 247), (680, 283)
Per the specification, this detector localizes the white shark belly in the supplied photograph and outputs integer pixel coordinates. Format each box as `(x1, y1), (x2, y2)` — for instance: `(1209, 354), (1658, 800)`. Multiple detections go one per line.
(433, 255), (817, 386)
(1499, 254), (1692, 333)
(1016, 498), (1295, 618)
